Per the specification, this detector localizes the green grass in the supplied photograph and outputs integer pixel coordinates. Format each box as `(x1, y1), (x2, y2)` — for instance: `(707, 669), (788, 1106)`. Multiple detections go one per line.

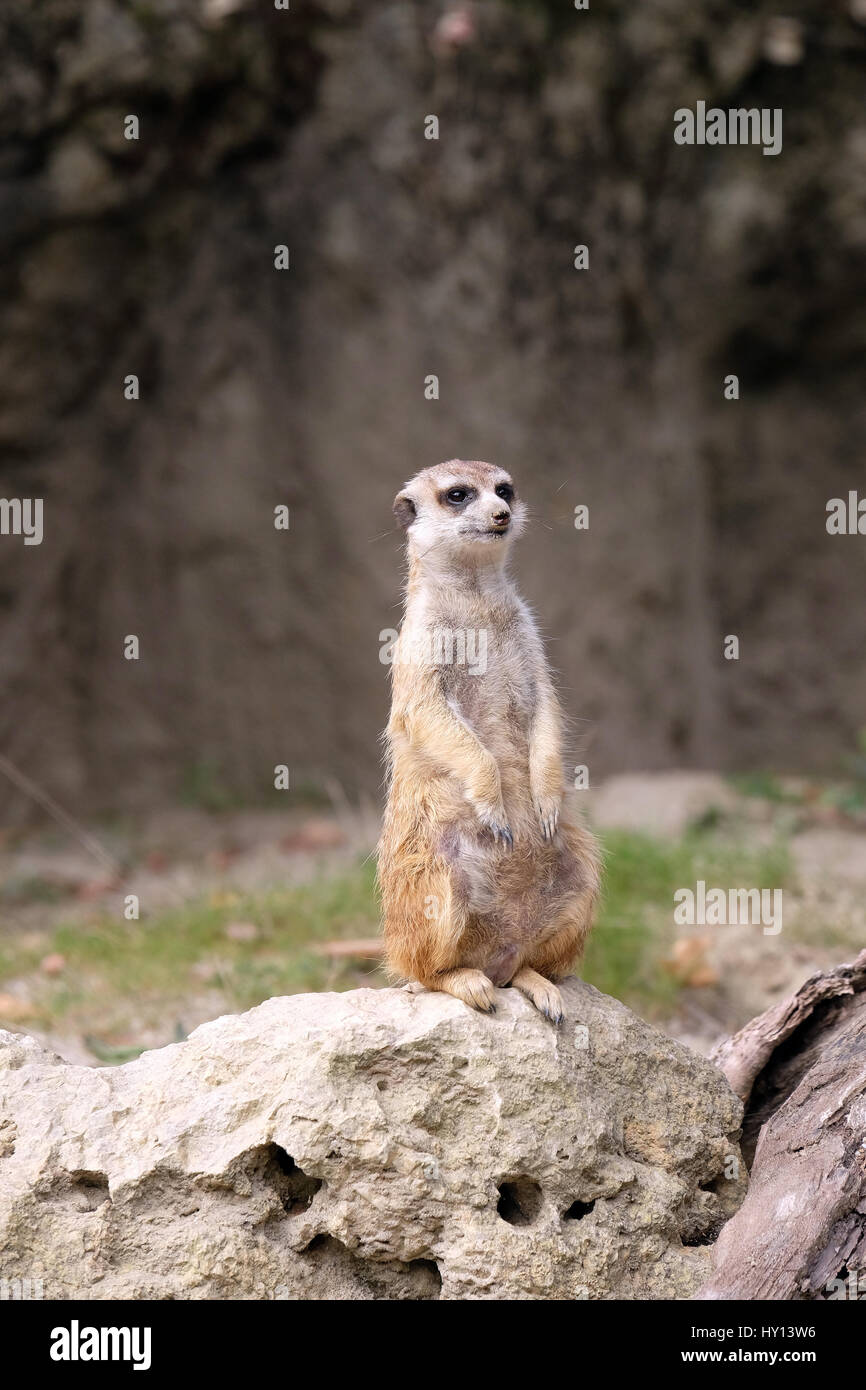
(177, 760), (334, 813)
(56, 857), (383, 1007)
(0, 858), (383, 1046)
(728, 771), (793, 804)
(585, 829), (791, 1013)
(0, 829), (793, 1046)
(730, 753), (866, 819)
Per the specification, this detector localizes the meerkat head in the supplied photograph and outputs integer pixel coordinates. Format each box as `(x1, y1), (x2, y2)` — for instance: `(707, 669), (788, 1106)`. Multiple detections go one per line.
(393, 459), (526, 567)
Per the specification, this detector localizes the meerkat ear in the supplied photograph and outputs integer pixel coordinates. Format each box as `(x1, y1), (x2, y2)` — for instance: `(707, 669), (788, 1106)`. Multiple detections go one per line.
(393, 493), (417, 529)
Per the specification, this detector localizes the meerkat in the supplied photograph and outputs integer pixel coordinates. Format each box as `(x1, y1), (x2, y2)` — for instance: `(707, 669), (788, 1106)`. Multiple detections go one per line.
(378, 459), (600, 1021)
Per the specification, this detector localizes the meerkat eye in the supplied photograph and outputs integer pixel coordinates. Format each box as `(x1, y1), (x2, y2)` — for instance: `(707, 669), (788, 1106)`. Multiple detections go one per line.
(445, 487), (469, 505)
(495, 484), (514, 502)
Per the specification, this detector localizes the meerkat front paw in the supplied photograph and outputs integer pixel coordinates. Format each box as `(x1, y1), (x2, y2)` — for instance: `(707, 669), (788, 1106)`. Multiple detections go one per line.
(535, 799), (560, 842)
(511, 967), (564, 1024)
(475, 803), (513, 851)
(435, 967), (498, 1013)
(461, 971), (498, 1013)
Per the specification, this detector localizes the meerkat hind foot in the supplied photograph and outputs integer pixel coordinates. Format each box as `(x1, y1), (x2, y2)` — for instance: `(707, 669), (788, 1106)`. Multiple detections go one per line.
(433, 967), (498, 1013)
(511, 967), (564, 1024)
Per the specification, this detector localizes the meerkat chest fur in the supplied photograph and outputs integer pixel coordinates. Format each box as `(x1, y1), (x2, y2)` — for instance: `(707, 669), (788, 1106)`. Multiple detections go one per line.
(386, 458), (566, 845)
(406, 584), (544, 817)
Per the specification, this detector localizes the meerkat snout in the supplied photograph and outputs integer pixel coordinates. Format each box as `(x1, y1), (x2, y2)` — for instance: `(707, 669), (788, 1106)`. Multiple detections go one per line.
(392, 458), (526, 558)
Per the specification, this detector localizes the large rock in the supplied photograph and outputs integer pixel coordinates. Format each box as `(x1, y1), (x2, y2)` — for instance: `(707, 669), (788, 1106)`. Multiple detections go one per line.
(0, 980), (744, 1300)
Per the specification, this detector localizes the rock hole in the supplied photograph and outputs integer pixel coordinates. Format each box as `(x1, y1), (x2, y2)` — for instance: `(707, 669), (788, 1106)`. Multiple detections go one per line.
(497, 1178), (543, 1227)
(257, 1143), (322, 1215)
(300, 1234), (441, 1299)
(303, 1233), (330, 1253)
(563, 1198), (595, 1220)
(681, 1229), (718, 1248)
(679, 1187), (726, 1247)
(70, 1169), (108, 1186)
(409, 1258), (442, 1298)
(69, 1170), (110, 1210)
(680, 1204), (725, 1247)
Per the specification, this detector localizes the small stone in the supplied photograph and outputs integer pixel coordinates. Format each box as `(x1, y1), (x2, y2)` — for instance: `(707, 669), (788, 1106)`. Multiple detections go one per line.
(432, 8), (476, 56)
(763, 18), (804, 65)
(224, 921), (259, 943)
(40, 954), (66, 976)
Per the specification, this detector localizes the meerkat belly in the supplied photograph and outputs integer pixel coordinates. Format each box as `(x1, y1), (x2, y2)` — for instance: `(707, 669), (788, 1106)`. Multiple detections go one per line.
(438, 671), (571, 972)
(459, 829), (581, 982)
(447, 667), (537, 828)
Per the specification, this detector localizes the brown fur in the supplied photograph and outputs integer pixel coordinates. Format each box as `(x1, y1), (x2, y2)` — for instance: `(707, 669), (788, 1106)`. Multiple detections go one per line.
(378, 460), (600, 1020)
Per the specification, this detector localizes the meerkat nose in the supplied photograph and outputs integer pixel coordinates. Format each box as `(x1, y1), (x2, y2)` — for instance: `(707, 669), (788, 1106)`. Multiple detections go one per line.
(492, 510), (510, 524)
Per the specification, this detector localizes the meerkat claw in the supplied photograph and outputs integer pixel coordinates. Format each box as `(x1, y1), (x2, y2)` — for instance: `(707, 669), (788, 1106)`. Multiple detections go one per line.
(465, 973), (498, 1012)
(481, 816), (513, 851)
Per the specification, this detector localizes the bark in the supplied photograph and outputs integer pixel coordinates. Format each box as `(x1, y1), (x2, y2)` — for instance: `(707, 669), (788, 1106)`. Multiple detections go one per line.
(697, 949), (866, 1301)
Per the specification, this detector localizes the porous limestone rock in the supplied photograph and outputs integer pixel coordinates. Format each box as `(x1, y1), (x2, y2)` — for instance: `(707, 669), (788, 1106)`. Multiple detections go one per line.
(0, 979), (745, 1300)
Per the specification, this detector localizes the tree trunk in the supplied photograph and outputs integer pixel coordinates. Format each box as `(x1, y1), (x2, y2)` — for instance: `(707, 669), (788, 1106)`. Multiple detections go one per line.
(697, 949), (866, 1300)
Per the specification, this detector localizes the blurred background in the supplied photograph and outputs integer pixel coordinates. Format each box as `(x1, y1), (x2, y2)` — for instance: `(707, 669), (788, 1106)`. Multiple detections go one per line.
(1, 0), (865, 1063)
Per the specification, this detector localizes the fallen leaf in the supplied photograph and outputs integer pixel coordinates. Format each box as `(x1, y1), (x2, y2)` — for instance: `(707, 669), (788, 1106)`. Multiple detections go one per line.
(313, 938), (384, 960)
(210, 847), (241, 870)
(663, 935), (719, 988)
(281, 819), (346, 852)
(76, 876), (118, 900)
